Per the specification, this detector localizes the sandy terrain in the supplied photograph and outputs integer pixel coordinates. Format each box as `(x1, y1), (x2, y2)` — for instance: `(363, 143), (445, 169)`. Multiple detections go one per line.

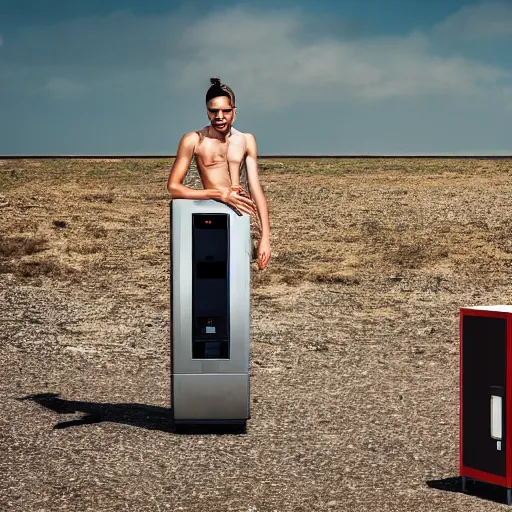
(1, 157), (512, 511)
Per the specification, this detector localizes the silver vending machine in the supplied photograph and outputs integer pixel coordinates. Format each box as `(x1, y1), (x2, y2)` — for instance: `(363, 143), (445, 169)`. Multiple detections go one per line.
(170, 199), (251, 429)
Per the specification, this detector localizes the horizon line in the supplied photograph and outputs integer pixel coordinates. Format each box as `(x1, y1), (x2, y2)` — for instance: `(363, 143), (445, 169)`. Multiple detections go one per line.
(1, 154), (512, 160)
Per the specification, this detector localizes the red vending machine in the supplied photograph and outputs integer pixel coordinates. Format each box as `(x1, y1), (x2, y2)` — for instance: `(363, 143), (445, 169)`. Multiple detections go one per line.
(460, 306), (512, 505)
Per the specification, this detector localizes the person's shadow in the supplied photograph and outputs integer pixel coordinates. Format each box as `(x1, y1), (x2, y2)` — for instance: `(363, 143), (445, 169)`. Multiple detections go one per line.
(18, 393), (174, 432)
(18, 393), (246, 434)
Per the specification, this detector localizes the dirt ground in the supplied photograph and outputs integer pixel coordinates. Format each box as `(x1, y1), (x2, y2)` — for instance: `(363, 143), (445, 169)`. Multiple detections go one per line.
(1, 157), (512, 511)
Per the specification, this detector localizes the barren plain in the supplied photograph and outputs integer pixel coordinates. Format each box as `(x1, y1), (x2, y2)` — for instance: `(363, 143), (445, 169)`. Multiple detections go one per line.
(1, 157), (512, 511)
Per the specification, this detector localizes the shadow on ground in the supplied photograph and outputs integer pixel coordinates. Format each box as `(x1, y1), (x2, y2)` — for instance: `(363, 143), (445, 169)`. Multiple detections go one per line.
(18, 393), (246, 435)
(18, 393), (174, 432)
(427, 476), (511, 506)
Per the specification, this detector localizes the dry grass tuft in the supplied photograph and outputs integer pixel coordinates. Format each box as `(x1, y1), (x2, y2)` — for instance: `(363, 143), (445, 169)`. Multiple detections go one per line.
(16, 260), (67, 278)
(0, 234), (48, 258)
(311, 272), (360, 285)
(84, 224), (109, 239)
(387, 243), (429, 269)
(83, 193), (115, 203)
(1, 259), (77, 279)
(0, 261), (12, 274)
(66, 242), (104, 255)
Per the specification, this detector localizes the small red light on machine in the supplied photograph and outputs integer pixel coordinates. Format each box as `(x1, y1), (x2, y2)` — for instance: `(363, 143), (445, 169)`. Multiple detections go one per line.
(205, 220), (212, 225)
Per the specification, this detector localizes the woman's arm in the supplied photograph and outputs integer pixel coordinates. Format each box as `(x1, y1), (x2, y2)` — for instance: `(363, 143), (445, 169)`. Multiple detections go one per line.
(167, 133), (221, 200)
(245, 133), (271, 269)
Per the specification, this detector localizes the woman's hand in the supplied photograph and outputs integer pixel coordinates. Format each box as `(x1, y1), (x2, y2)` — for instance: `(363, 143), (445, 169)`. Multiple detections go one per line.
(218, 188), (257, 216)
(257, 237), (271, 270)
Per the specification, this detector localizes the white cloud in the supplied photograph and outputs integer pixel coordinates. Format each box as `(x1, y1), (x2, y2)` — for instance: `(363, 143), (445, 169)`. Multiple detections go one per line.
(45, 78), (87, 99)
(4, 3), (512, 113)
(2, 4), (512, 154)
(170, 6), (510, 109)
(434, 1), (512, 41)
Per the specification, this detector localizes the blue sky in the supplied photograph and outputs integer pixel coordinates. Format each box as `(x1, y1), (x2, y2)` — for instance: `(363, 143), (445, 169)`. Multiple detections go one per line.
(1, 0), (511, 155)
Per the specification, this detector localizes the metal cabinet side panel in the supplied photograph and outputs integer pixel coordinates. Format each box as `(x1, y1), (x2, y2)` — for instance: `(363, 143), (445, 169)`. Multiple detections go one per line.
(172, 200), (193, 366)
(228, 204), (251, 371)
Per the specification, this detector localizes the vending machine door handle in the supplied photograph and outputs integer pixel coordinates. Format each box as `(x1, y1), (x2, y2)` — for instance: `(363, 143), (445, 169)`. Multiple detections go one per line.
(491, 394), (503, 441)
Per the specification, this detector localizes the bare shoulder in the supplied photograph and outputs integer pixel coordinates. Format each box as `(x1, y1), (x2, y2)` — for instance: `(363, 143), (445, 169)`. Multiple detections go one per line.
(242, 132), (257, 155)
(230, 128), (256, 142)
(181, 130), (201, 145)
(235, 131), (256, 153)
(238, 130), (256, 143)
(176, 130), (201, 155)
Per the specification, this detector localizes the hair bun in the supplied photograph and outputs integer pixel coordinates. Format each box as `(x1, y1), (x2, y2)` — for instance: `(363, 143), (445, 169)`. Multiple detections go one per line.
(210, 77), (222, 86)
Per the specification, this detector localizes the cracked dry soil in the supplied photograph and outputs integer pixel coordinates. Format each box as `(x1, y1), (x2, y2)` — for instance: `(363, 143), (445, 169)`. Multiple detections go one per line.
(1, 157), (512, 511)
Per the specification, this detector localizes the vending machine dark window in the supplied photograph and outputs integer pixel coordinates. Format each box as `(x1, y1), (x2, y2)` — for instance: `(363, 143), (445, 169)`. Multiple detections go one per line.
(192, 213), (230, 360)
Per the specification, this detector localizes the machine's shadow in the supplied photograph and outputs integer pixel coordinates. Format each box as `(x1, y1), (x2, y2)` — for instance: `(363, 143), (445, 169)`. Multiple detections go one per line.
(427, 476), (511, 505)
(18, 393), (246, 435)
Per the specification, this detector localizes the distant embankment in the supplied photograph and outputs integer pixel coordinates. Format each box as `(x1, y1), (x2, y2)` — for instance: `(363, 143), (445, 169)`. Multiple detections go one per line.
(1, 155), (512, 160)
